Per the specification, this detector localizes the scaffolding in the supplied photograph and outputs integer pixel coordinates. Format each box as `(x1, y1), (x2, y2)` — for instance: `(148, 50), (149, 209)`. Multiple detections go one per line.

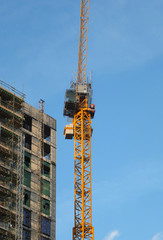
(0, 80), (56, 240)
(38, 99), (45, 240)
(0, 80), (24, 240)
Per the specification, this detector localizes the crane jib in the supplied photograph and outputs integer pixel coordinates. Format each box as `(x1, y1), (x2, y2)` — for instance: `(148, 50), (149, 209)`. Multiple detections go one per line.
(77, 0), (89, 85)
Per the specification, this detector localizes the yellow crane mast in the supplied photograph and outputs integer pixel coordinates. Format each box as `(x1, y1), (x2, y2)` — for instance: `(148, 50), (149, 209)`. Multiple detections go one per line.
(63, 0), (95, 239)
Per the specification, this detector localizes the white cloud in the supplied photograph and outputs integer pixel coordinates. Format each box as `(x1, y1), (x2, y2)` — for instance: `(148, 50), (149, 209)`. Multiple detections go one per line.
(104, 230), (120, 240)
(152, 233), (163, 240)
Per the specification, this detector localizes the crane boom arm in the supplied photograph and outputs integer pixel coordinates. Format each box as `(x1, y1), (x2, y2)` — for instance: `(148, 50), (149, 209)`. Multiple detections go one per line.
(77, 0), (89, 85)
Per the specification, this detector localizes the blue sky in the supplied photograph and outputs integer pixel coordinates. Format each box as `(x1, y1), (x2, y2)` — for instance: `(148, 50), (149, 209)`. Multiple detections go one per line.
(0, 0), (163, 240)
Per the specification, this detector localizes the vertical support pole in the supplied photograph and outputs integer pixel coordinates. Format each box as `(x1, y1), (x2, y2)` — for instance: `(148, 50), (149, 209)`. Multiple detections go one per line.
(15, 134), (24, 240)
(81, 109), (84, 239)
(38, 99), (45, 240)
(15, 94), (24, 240)
(0, 122), (1, 141)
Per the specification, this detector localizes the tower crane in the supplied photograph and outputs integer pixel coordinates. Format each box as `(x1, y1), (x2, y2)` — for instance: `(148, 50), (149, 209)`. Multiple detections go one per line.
(63, 0), (95, 239)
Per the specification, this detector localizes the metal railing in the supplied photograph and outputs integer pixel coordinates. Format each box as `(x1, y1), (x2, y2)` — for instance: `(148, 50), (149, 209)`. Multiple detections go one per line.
(0, 157), (17, 171)
(0, 179), (16, 191)
(0, 221), (15, 236)
(0, 139), (19, 152)
(0, 79), (25, 99)
(0, 200), (16, 211)
(0, 221), (8, 231)
(0, 99), (22, 116)
(0, 118), (21, 136)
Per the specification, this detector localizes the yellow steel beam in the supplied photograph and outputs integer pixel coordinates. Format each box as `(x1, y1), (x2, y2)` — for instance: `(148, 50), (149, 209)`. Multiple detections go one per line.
(73, 98), (94, 240)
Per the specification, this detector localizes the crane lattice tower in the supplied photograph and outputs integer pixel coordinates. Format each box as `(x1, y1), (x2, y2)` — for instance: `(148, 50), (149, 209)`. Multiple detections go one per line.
(63, 0), (95, 239)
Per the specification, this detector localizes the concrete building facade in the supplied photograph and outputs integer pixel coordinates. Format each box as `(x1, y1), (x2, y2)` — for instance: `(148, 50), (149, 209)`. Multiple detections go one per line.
(0, 80), (56, 240)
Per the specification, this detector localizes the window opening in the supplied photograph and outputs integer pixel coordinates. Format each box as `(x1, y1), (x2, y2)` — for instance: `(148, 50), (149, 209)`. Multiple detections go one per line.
(23, 208), (31, 228)
(23, 229), (31, 240)
(23, 114), (32, 131)
(41, 199), (50, 216)
(24, 170), (31, 188)
(24, 152), (31, 169)
(42, 161), (50, 178)
(25, 134), (31, 150)
(41, 217), (50, 236)
(44, 143), (50, 160)
(44, 124), (51, 142)
(23, 190), (31, 207)
(42, 179), (50, 197)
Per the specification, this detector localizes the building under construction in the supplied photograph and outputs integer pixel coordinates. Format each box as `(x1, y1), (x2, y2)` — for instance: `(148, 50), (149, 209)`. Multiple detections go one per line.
(0, 80), (56, 240)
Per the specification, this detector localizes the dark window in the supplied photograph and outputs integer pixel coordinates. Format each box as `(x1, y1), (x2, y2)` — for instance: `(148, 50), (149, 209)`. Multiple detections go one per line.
(23, 229), (31, 240)
(24, 190), (31, 207)
(23, 208), (31, 228)
(41, 238), (48, 240)
(24, 170), (31, 188)
(41, 199), (50, 216)
(44, 124), (51, 142)
(25, 134), (31, 150)
(24, 152), (31, 169)
(23, 115), (32, 132)
(42, 161), (50, 178)
(44, 143), (50, 160)
(42, 217), (50, 236)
